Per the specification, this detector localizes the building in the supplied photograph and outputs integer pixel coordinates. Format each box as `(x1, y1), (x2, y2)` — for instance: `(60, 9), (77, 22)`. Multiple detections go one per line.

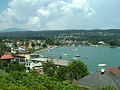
(105, 67), (120, 77)
(15, 52), (30, 61)
(25, 58), (48, 74)
(11, 47), (28, 54)
(0, 53), (15, 62)
(77, 67), (120, 89)
(98, 41), (105, 45)
(14, 55), (26, 62)
(26, 58), (71, 73)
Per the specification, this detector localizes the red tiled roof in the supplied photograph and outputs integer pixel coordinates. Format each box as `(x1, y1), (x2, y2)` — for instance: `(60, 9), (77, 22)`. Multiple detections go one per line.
(106, 67), (120, 77)
(0, 53), (14, 60)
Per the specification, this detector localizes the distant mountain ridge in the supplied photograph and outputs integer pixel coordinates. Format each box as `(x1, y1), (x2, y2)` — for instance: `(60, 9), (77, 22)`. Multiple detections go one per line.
(0, 28), (30, 32)
(0, 28), (120, 39)
(0, 28), (120, 33)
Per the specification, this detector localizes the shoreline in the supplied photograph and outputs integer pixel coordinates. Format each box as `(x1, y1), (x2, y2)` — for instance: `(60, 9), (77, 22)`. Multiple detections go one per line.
(32, 45), (119, 57)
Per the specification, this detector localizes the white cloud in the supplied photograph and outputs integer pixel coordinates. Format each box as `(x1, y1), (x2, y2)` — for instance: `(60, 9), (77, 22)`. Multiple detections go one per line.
(28, 17), (41, 25)
(37, 8), (50, 16)
(0, 0), (96, 30)
(0, 8), (16, 22)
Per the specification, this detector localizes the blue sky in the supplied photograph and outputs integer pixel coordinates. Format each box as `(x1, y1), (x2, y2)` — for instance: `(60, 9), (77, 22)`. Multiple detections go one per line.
(0, 0), (9, 11)
(0, 0), (120, 30)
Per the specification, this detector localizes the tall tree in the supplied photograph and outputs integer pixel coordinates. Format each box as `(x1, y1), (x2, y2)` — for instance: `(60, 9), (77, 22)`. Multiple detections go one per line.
(56, 66), (68, 81)
(68, 60), (89, 80)
(0, 41), (10, 56)
(43, 61), (57, 77)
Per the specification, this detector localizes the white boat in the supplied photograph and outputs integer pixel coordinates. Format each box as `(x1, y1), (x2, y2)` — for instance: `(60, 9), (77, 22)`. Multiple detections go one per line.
(75, 54), (80, 57)
(98, 64), (107, 67)
(72, 57), (77, 60)
(64, 54), (68, 56)
(83, 57), (88, 59)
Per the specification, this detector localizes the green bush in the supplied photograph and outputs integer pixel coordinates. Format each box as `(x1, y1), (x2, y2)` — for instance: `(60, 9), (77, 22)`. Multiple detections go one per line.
(0, 71), (86, 90)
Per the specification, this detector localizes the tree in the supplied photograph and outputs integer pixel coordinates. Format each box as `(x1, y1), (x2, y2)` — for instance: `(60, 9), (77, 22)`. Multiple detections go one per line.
(42, 44), (47, 48)
(43, 61), (57, 77)
(0, 71), (86, 90)
(43, 60), (89, 81)
(25, 41), (29, 47)
(13, 41), (17, 47)
(99, 85), (116, 90)
(0, 60), (8, 70)
(3, 61), (26, 72)
(46, 39), (55, 45)
(68, 61), (89, 80)
(56, 66), (68, 81)
(31, 42), (35, 48)
(0, 41), (10, 56)
(109, 40), (119, 46)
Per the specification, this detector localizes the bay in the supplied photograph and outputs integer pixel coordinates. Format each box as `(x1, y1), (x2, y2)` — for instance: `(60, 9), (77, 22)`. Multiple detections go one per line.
(42, 46), (120, 72)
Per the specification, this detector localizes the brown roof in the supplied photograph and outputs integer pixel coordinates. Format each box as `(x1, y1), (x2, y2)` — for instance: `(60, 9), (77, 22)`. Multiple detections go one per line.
(0, 53), (14, 60)
(105, 67), (120, 77)
(16, 52), (30, 54)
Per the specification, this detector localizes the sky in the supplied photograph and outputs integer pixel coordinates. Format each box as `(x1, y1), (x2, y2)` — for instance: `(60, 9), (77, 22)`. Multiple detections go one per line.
(0, 0), (120, 31)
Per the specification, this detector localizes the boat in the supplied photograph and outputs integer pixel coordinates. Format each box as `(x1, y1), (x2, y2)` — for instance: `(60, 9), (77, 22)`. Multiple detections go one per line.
(98, 64), (107, 67)
(64, 54), (68, 56)
(72, 57), (77, 60)
(75, 54), (80, 57)
(83, 57), (88, 59)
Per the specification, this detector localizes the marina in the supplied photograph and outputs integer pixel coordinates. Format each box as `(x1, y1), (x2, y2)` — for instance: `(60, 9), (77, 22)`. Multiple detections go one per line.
(39, 46), (120, 72)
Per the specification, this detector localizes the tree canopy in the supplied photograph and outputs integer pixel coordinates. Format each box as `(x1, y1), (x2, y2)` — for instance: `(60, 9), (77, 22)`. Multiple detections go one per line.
(0, 71), (86, 90)
(43, 60), (89, 81)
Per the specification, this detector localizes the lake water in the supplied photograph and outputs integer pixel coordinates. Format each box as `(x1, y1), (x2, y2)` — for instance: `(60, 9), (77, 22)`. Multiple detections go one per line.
(43, 46), (120, 72)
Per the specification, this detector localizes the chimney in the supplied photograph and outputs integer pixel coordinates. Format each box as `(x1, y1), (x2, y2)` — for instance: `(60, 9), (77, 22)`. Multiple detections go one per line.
(101, 69), (105, 75)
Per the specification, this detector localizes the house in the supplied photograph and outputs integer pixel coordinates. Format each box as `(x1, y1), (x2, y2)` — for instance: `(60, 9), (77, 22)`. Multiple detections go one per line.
(31, 57), (48, 63)
(11, 47), (28, 54)
(15, 52), (30, 61)
(25, 61), (43, 73)
(77, 68), (120, 89)
(30, 54), (40, 58)
(105, 67), (120, 77)
(0, 53), (15, 62)
(14, 55), (26, 62)
(25, 58), (71, 74)
(98, 41), (105, 45)
(25, 58), (48, 69)
(5, 42), (13, 48)
(25, 61), (35, 70)
(25, 58), (48, 74)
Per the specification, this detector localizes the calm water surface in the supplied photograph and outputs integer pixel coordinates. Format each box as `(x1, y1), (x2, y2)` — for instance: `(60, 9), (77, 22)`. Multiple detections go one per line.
(43, 46), (120, 72)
